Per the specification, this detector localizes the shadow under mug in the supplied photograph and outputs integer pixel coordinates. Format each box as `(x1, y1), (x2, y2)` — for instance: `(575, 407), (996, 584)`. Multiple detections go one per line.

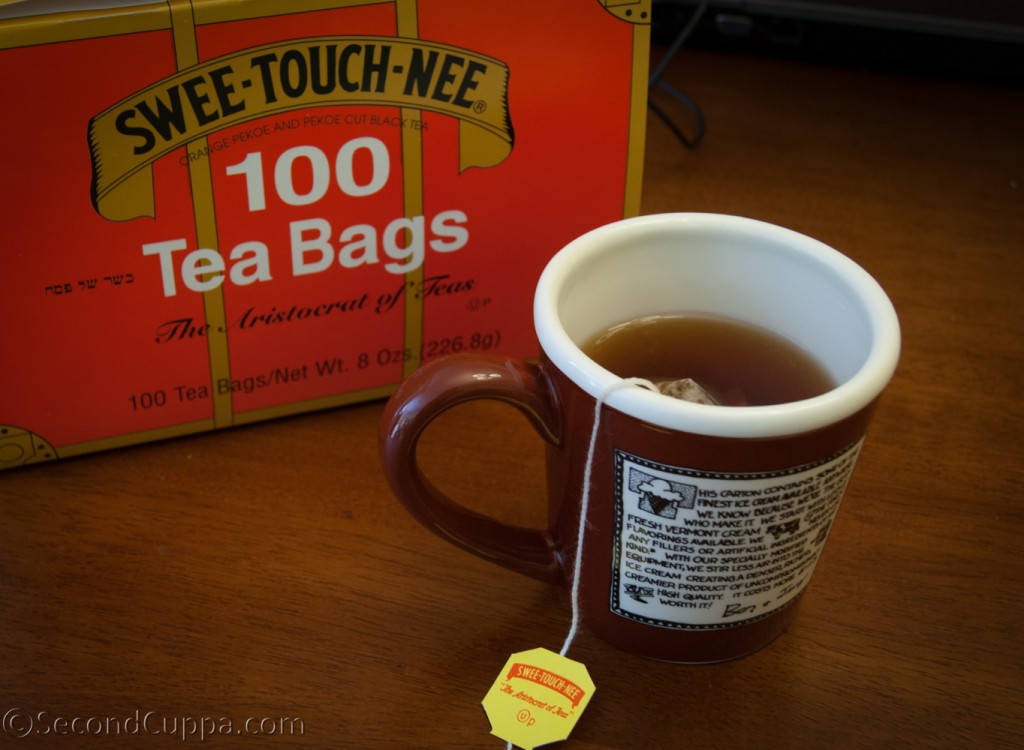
(380, 213), (900, 663)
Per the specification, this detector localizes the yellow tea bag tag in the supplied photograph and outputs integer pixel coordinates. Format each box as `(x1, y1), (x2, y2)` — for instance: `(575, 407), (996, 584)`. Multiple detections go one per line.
(482, 647), (596, 749)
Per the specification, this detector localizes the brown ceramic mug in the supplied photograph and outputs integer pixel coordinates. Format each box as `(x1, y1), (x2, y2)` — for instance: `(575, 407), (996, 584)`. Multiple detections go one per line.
(379, 213), (900, 662)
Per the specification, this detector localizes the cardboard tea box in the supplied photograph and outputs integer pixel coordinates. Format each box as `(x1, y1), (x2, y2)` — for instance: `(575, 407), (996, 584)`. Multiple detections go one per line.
(0, 0), (649, 469)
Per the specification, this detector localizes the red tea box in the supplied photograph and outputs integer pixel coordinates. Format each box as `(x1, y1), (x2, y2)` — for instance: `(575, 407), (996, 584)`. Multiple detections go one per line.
(0, 0), (649, 469)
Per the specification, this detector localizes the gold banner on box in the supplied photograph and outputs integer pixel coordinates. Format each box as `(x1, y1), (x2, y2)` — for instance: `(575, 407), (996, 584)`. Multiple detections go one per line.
(88, 35), (513, 221)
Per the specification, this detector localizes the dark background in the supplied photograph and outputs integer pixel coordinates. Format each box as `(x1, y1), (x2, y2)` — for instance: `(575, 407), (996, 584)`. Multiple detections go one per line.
(652, 0), (1024, 85)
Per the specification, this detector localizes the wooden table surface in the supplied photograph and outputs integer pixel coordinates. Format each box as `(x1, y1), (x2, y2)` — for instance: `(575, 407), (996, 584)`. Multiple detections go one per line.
(3, 45), (1022, 749)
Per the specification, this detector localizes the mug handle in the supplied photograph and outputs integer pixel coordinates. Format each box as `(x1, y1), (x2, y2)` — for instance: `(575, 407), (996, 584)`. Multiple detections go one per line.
(379, 353), (563, 584)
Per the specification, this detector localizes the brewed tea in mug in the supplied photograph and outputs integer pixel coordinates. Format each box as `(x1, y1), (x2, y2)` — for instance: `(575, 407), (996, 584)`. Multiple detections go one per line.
(581, 314), (835, 407)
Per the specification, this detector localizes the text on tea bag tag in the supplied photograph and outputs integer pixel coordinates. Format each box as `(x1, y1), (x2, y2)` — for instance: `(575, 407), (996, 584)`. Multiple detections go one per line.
(482, 647), (595, 750)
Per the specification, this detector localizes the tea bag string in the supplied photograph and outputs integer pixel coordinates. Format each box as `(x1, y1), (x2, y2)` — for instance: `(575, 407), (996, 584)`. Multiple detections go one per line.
(503, 376), (703, 750)
(503, 377), (658, 750)
(560, 377), (658, 657)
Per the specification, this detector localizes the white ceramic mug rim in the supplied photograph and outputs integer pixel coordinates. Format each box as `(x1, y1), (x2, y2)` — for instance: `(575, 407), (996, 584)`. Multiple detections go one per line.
(534, 213), (901, 438)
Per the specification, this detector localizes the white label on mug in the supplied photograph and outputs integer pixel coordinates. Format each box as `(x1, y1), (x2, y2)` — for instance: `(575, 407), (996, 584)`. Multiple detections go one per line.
(610, 440), (863, 630)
